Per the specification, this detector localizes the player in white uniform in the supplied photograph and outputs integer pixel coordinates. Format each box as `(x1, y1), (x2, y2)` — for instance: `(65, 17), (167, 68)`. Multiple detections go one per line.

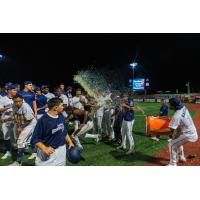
(71, 88), (88, 148)
(66, 86), (73, 106)
(152, 97), (198, 166)
(9, 94), (37, 166)
(54, 87), (69, 119)
(94, 90), (106, 137)
(42, 85), (55, 102)
(0, 84), (17, 159)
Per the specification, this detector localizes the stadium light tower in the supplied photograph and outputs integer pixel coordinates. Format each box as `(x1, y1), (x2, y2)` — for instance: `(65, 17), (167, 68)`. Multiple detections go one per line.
(130, 62), (138, 80)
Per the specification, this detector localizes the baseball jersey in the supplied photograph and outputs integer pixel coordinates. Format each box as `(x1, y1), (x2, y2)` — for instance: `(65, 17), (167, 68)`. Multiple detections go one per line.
(44, 92), (55, 102)
(66, 92), (73, 106)
(0, 96), (14, 123)
(160, 104), (168, 116)
(72, 96), (85, 110)
(36, 94), (48, 115)
(31, 113), (67, 149)
(13, 102), (35, 127)
(18, 90), (36, 111)
(169, 106), (198, 141)
(95, 96), (105, 116)
(59, 94), (69, 106)
(122, 100), (135, 121)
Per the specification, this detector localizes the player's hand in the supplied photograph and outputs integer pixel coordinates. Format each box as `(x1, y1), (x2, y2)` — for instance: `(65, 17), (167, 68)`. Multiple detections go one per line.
(68, 142), (74, 149)
(43, 146), (55, 155)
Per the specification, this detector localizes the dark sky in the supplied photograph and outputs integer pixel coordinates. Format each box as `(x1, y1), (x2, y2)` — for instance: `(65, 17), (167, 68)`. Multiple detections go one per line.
(0, 33), (199, 93)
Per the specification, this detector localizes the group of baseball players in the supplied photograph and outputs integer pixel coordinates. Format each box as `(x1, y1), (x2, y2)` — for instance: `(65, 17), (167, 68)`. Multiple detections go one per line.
(0, 81), (198, 166)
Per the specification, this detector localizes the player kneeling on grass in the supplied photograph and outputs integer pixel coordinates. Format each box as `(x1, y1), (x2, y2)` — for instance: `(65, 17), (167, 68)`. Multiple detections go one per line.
(151, 97), (198, 166)
(31, 97), (74, 166)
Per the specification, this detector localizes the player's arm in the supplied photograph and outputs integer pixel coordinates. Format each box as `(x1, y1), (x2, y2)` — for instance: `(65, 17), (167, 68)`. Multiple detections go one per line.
(121, 103), (142, 111)
(33, 100), (37, 117)
(37, 104), (48, 111)
(65, 134), (74, 149)
(152, 127), (174, 133)
(0, 104), (12, 113)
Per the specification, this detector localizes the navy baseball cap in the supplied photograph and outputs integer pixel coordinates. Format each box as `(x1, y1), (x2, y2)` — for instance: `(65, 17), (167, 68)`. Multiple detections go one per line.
(169, 97), (183, 110)
(7, 84), (17, 90)
(34, 86), (41, 91)
(24, 81), (32, 85)
(5, 82), (13, 89)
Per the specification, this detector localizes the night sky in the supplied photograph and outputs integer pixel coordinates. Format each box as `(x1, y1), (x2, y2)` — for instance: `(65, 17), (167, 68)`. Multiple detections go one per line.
(0, 33), (199, 93)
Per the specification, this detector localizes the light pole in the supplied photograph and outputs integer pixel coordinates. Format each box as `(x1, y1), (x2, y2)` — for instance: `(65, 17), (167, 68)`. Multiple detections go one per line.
(130, 62), (138, 80)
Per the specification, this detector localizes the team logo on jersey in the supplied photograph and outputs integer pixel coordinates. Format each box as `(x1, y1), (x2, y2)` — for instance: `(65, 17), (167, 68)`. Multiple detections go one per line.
(52, 123), (64, 134)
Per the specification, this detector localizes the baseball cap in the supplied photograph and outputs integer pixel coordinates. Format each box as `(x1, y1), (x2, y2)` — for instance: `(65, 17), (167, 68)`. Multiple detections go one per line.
(5, 82), (13, 89)
(24, 81), (32, 85)
(34, 86), (41, 91)
(7, 84), (17, 90)
(169, 97), (183, 110)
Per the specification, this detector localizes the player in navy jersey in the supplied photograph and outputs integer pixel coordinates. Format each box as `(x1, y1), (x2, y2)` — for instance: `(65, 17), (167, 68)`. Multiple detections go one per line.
(59, 83), (67, 95)
(18, 81), (37, 117)
(35, 87), (48, 119)
(117, 94), (141, 155)
(31, 97), (74, 166)
(152, 99), (169, 142)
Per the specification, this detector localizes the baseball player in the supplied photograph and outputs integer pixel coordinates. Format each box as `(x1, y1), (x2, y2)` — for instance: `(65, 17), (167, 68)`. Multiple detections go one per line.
(94, 90), (105, 137)
(42, 85), (55, 102)
(54, 87), (69, 119)
(0, 84), (17, 159)
(117, 94), (140, 155)
(71, 88), (86, 130)
(9, 94), (37, 166)
(59, 83), (67, 95)
(35, 87), (48, 119)
(18, 81), (37, 118)
(152, 99), (169, 142)
(66, 86), (73, 106)
(152, 97), (198, 166)
(31, 97), (74, 166)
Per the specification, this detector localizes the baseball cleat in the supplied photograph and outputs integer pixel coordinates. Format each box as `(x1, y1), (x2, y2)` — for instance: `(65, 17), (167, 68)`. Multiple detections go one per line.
(117, 145), (126, 150)
(126, 149), (135, 155)
(28, 153), (37, 160)
(1, 151), (12, 160)
(151, 137), (159, 142)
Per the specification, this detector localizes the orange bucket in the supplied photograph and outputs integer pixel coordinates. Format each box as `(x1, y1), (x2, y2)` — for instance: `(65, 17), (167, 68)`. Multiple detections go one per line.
(146, 116), (172, 136)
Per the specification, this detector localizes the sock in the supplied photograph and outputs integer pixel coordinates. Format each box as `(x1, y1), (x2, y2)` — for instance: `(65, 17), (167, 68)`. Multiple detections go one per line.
(85, 133), (98, 139)
(17, 148), (25, 164)
(4, 139), (11, 152)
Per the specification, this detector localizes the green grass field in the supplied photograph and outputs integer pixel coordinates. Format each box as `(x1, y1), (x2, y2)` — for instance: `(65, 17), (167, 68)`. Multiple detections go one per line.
(0, 103), (196, 166)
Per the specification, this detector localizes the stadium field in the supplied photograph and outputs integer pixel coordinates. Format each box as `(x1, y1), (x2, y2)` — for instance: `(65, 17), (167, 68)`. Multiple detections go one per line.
(0, 103), (196, 166)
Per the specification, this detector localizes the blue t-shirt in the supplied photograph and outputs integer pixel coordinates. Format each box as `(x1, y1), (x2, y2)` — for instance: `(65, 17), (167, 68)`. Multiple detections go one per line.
(122, 100), (135, 121)
(18, 90), (36, 111)
(36, 94), (47, 115)
(0, 91), (7, 97)
(160, 104), (168, 116)
(31, 113), (67, 149)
